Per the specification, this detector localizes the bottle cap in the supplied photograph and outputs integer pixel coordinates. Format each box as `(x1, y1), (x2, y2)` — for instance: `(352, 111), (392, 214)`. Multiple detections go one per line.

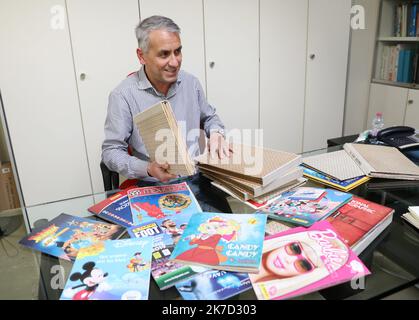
(376, 112), (382, 117)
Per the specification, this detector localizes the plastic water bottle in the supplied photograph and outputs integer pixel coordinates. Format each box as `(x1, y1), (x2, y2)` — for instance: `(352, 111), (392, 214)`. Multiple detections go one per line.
(370, 112), (384, 142)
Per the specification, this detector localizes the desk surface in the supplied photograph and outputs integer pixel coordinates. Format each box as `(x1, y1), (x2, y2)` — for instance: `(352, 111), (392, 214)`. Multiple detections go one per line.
(30, 146), (419, 300)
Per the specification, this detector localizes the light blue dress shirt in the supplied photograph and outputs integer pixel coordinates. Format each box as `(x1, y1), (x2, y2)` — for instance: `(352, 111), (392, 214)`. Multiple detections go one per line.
(102, 67), (225, 179)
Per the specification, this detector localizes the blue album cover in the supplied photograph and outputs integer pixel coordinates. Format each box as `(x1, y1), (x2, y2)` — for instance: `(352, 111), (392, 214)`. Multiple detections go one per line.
(257, 187), (352, 227)
(88, 188), (135, 228)
(171, 212), (267, 273)
(19, 213), (125, 261)
(288, 187), (325, 200)
(60, 238), (153, 300)
(302, 166), (367, 189)
(128, 182), (202, 226)
(128, 212), (208, 289)
(176, 270), (252, 300)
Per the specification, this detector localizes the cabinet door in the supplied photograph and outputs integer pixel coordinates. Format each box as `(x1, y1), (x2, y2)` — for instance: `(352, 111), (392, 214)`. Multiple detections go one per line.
(0, 0), (92, 206)
(303, 0), (351, 152)
(405, 89), (419, 128)
(204, 0), (259, 133)
(66, 0), (140, 193)
(26, 196), (94, 229)
(139, 0), (206, 91)
(260, 0), (308, 153)
(367, 83), (408, 128)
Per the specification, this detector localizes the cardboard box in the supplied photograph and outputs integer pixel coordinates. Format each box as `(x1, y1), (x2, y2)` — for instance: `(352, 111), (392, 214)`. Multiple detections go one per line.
(0, 162), (20, 211)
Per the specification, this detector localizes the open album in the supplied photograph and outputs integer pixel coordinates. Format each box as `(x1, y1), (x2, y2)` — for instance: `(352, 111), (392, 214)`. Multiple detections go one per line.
(134, 100), (195, 176)
(343, 143), (419, 180)
(303, 143), (419, 181)
(402, 206), (419, 229)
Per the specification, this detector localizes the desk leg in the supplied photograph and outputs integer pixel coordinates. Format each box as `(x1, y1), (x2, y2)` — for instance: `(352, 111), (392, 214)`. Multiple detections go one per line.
(37, 253), (63, 300)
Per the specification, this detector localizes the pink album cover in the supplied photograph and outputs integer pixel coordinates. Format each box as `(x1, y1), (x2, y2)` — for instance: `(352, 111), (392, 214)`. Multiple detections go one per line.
(249, 221), (370, 300)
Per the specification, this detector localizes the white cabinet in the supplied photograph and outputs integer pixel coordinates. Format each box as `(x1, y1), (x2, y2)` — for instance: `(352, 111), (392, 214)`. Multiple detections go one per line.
(405, 89), (419, 128)
(203, 0), (259, 133)
(0, 0), (92, 207)
(139, 0), (206, 91)
(260, 0), (308, 154)
(303, 0), (352, 152)
(66, 0), (140, 194)
(368, 82), (419, 129)
(26, 195), (94, 229)
(0, 0), (141, 227)
(367, 83), (408, 127)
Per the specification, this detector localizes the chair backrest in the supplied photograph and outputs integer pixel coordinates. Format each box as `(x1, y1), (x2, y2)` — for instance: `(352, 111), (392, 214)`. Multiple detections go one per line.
(100, 161), (120, 191)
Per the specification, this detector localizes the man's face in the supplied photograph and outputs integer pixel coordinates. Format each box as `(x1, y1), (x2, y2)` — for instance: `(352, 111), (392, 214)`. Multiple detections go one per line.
(137, 29), (182, 88)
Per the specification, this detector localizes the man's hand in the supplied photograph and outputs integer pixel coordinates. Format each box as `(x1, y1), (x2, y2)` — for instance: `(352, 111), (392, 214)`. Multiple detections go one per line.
(147, 161), (177, 182)
(208, 132), (232, 159)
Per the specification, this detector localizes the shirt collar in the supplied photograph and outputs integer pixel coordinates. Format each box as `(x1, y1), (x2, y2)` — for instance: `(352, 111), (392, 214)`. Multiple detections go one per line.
(137, 66), (182, 97)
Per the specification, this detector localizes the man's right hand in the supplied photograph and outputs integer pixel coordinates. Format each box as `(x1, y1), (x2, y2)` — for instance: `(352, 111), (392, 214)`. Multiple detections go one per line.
(147, 161), (177, 183)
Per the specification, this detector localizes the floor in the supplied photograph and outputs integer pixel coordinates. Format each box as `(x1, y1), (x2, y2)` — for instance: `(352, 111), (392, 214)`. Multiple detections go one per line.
(0, 211), (39, 299)
(0, 209), (418, 300)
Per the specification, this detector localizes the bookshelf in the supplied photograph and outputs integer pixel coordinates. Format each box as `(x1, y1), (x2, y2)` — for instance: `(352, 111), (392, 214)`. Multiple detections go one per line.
(373, 0), (419, 87)
(368, 0), (419, 132)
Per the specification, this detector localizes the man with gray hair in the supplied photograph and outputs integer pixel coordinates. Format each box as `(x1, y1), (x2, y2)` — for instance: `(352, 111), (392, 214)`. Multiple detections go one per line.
(102, 15), (230, 183)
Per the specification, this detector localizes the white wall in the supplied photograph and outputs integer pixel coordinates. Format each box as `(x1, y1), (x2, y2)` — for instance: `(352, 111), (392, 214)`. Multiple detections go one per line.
(344, 0), (380, 135)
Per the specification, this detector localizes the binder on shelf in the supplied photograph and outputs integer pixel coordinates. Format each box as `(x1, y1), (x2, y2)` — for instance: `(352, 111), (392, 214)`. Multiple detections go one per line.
(409, 4), (417, 37)
(397, 48), (406, 82)
(403, 50), (413, 83)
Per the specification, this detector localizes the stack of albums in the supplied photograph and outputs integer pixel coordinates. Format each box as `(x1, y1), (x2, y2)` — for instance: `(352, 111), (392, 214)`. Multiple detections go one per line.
(195, 143), (305, 209)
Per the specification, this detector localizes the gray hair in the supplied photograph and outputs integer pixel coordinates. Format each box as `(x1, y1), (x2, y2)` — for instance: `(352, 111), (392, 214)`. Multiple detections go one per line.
(135, 15), (181, 52)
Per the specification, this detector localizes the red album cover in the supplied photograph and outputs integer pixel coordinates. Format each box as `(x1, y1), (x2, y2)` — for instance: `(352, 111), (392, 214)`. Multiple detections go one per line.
(326, 196), (393, 248)
(87, 186), (137, 228)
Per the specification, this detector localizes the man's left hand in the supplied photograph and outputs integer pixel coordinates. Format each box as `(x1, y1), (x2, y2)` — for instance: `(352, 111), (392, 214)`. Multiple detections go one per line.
(208, 132), (232, 159)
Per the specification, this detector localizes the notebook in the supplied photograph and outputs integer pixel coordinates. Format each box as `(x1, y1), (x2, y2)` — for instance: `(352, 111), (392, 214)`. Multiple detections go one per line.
(134, 100), (195, 176)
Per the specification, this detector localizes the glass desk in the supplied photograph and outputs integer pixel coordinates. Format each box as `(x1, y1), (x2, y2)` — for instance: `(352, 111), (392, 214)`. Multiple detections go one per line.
(31, 146), (419, 300)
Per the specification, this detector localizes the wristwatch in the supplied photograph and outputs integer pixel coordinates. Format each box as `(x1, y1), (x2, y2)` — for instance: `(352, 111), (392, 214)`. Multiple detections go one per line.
(210, 128), (226, 139)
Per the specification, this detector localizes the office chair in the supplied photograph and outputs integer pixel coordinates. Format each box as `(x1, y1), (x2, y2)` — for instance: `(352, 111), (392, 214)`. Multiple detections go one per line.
(100, 161), (120, 191)
(100, 160), (139, 191)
